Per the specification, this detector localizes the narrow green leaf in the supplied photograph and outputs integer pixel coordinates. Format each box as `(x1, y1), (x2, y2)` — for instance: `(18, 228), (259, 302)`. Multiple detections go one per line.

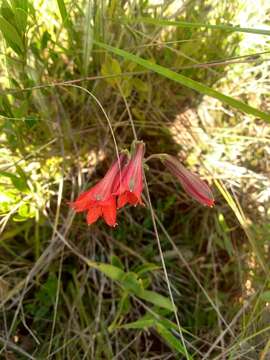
(94, 41), (270, 123)
(87, 261), (173, 311)
(82, 0), (93, 75)
(121, 318), (156, 330)
(108, 293), (131, 332)
(119, 312), (192, 358)
(121, 17), (270, 36)
(56, 0), (73, 34)
(56, 0), (68, 24)
(0, 15), (24, 52)
(135, 262), (160, 275)
(156, 323), (193, 358)
(138, 289), (174, 312)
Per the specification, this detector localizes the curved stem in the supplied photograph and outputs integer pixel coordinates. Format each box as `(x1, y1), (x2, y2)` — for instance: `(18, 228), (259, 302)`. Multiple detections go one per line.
(144, 153), (167, 163)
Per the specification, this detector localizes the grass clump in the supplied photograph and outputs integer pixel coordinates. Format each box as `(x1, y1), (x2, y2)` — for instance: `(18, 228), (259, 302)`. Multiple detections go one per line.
(0, 0), (270, 358)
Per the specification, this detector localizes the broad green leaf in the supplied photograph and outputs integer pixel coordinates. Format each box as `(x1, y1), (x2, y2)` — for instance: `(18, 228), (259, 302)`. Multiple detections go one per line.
(156, 323), (193, 358)
(94, 41), (270, 123)
(14, 7), (27, 33)
(18, 203), (35, 218)
(10, 0), (28, 11)
(121, 17), (270, 36)
(121, 272), (142, 293)
(13, 213), (29, 222)
(16, 165), (29, 186)
(0, 171), (18, 182)
(132, 78), (149, 93)
(121, 79), (132, 97)
(101, 56), (122, 86)
(0, 15), (24, 53)
(93, 262), (125, 281)
(111, 255), (124, 270)
(0, 171), (28, 192)
(1, 0), (14, 22)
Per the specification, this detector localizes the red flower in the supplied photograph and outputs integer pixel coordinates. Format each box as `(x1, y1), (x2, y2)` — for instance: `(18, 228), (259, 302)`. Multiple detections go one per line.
(70, 153), (127, 226)
(163, 155), (214, 207)
(114, 142), (145, 208)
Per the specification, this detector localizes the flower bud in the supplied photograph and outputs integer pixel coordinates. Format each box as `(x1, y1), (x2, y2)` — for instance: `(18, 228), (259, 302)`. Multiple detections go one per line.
(162, 155), (214, 207)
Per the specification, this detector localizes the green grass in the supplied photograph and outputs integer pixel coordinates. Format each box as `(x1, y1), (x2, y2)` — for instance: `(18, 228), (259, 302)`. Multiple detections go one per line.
(0, 0), (270, 358)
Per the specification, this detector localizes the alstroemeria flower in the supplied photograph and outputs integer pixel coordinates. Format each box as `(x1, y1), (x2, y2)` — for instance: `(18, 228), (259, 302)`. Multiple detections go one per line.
(114, 142), (145, 209)
(70, 153), (127, 226)
(163, 155), (214, 207)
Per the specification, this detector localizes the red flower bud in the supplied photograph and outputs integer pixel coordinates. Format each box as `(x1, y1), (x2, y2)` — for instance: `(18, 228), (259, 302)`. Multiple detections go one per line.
(163, 155), (214, 207)
(113, 142), (145, 208)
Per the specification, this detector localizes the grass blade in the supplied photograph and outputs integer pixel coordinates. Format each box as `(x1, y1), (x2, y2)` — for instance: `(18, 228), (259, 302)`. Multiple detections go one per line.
(82, 0), (93, 75)
(56, 0), (74, 37)
(121, 17), (270, 36)
(156, 323), (193, 358)
(93, 40), (270, 123)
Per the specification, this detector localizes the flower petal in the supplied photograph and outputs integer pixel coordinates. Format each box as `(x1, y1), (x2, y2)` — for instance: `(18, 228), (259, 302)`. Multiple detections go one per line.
(102, 198), (117, 226)
(69, 190), (96, 212)
(114, 142), (145, 209)
(86, 207), (102, 225)
(127, 192), (141, 205)
(70, 153), (128, 214)
(117, 191), (143, 209)
(117, 193), (128, 209)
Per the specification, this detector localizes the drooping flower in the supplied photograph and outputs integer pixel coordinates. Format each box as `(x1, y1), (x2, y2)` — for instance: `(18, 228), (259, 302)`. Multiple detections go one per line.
(114, 142), (145, 209)
(70, 153), (127, 226)
(162, 155), (214, 207)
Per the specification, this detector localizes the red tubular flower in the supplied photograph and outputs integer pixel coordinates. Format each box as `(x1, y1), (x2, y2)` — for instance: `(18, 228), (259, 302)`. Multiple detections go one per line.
(114, 142), (145, 209)
(163, 155), (214, 207)
(70, 153), (127, 226)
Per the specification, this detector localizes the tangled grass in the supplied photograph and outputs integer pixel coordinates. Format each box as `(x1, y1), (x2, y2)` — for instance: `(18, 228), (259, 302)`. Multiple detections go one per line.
(0, 0), (270, 358)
